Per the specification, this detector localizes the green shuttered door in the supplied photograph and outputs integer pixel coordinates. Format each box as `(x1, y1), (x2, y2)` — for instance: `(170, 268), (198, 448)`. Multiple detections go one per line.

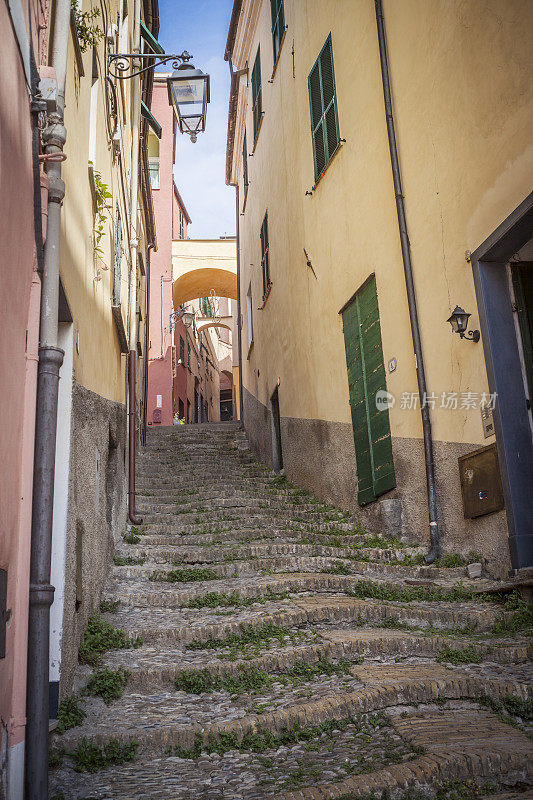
(342, 276), (395, 505)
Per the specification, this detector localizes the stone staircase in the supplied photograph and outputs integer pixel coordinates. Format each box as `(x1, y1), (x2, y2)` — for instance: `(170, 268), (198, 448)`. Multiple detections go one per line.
(50, 422), (533, 799)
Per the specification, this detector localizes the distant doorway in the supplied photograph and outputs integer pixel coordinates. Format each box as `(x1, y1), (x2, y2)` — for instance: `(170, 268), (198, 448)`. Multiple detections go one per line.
(271, 387), (283, 473)
(194, 389), (199, 423)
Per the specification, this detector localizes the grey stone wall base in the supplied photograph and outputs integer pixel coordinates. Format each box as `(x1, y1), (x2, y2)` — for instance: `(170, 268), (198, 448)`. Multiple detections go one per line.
(379, 499), (403, 537)
(242, 387), (510, 578)
(60, 381), (127, 697)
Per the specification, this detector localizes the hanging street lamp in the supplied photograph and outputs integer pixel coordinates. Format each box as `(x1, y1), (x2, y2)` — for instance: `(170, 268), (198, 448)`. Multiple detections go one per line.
(167, 55), (210, 143)
(107, 49), (210, 143)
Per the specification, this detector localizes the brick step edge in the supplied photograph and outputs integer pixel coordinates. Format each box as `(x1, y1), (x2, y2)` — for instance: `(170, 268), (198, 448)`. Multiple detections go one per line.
(55, 672), (531, 755)
(113, 635), (530, 689)
(272, 749), (533, 800)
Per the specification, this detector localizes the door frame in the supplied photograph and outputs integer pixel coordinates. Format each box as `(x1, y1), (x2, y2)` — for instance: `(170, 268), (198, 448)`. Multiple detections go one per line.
(470, 191), (533, 571)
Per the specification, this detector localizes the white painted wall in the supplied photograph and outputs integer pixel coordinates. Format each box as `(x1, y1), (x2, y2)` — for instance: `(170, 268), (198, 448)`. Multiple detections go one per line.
(49, 323), (73, 692)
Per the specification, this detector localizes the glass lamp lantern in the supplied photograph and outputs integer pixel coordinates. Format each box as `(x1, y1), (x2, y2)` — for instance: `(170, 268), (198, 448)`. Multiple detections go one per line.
(167, 61), (210, 143)
(447, 305), (480, 342)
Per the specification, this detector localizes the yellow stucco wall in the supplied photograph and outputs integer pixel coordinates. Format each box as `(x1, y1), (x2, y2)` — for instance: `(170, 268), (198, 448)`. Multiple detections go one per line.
(61, 0), (148, 404)
(231, 0), (533, 447)
(172, 239), (237, 306)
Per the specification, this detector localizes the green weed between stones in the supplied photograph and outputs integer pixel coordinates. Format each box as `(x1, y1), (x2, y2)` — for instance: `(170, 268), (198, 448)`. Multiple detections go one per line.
(185, 622), (304, 652)
(56, 694), (86, 734)
(185, 588), (290, 609)
(70, 737), (138, 773)
(49, 746), (65, 769)
(491, 590), (533, 635)
(113, 555), (145, 566)
(170, 712), (390, 758)
(174, 657), (355, 695)
(82, 667), (130, 704)
(122, 526), (145, 544)
(337, 778), (497, 800)
(99, 599), (119, 613)
(322, 562), (353, 575)
(476, 692), (533, 722)
(345, 580), (497, 605)
(78, 613), (142, 667)
(149, 566), (219, 583)
(436, 644), (483, 665)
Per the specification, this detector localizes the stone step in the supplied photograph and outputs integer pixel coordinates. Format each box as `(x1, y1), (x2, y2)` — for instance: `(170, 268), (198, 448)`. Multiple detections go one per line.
(100, 628), (531, 690)
(53, 667), (532, 760)
(273, 710), (533, 800)
(115, 541), (429, 568)
(136, 499), (354, 517)
(101, 587), (506, 635)
(111, 555), (463, 584)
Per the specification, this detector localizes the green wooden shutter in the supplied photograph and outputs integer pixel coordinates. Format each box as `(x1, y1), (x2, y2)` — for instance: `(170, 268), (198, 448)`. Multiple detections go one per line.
(308, 35), (340, 183)
(342, 276), (395, 505)
(252, 47), (262, 140)
(270, 0), (285, 62)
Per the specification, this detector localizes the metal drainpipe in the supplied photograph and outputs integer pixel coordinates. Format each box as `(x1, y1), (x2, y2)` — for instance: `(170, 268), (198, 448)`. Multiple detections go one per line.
(128, 351), (143, 524)
(25, 0), (70, 794)
(374, 0), (439, 563)
(142, 243), (154, 446)
(127, 0), (142, 524)
(235, 184), (244, 424)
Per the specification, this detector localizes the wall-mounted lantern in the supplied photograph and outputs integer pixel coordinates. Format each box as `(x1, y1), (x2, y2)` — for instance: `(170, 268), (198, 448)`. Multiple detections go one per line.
(107, 48), (209, 143)
(447, 306), (480, 343)
(170, 306), (195, 331)
(167, 56), (210, 143)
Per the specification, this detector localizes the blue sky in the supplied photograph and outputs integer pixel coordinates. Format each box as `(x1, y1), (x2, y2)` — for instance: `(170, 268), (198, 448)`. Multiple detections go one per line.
(156, 0), (235, 238)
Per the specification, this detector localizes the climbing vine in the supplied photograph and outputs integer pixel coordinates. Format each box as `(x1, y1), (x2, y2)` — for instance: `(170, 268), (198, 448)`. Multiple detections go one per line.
(71, 0), (104, 53)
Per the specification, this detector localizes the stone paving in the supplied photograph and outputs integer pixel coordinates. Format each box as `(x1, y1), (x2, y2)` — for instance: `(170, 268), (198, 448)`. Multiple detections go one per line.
(50, 423), (533, 799)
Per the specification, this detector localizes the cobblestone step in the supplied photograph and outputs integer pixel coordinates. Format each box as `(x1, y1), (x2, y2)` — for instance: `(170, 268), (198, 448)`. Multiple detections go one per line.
(50, 424), (532, 799)
(100, 588), (507, 634)
(110, 556), (465, 584)
(115, 541), (428, 567)
(56, 668), (532, 759)
(100, 629), (531, 690)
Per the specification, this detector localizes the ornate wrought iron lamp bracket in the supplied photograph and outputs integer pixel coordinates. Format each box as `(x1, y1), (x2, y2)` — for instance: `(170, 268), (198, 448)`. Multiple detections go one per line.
(107, 50), (192, 81)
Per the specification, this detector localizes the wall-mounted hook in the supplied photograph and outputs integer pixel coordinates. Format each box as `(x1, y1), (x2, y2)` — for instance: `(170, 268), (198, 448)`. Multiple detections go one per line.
(303, 248), (317, 279)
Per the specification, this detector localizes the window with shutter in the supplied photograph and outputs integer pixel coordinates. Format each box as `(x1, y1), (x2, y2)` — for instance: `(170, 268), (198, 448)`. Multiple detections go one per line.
(113, 204), (122, 304)
(270, 0), (285, 63)
(242, 131), (249, 190)
(308, 35), (340, 183)
(252, 47), (262, 141)
(179, 335), (185, 364)
(260, 213), (271, 299)
(341, 275), (395, 505)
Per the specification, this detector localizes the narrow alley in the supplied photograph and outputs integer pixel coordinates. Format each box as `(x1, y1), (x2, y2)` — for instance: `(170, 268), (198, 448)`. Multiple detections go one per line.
(2, 0), (533, 797)
(50, 424), (532, 799)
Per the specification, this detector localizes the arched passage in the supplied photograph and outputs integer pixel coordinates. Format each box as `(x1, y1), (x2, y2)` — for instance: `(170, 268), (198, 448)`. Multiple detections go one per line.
(173, 268), (237, 306)
(196, 318), (232, 334)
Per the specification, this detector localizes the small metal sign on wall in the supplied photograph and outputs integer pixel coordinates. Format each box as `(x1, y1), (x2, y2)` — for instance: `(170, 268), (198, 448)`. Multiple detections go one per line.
(458, 443), (505, 519)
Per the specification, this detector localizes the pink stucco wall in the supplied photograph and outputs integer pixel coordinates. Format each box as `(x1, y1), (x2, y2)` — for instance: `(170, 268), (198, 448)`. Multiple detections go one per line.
(147, 79), (177, 427)
(0, 0), (42, 763)
(147, 78), (190, 427)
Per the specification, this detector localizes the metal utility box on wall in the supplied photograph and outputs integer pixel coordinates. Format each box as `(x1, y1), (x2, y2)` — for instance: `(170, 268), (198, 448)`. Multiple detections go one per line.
(458, 443), (505, 519)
